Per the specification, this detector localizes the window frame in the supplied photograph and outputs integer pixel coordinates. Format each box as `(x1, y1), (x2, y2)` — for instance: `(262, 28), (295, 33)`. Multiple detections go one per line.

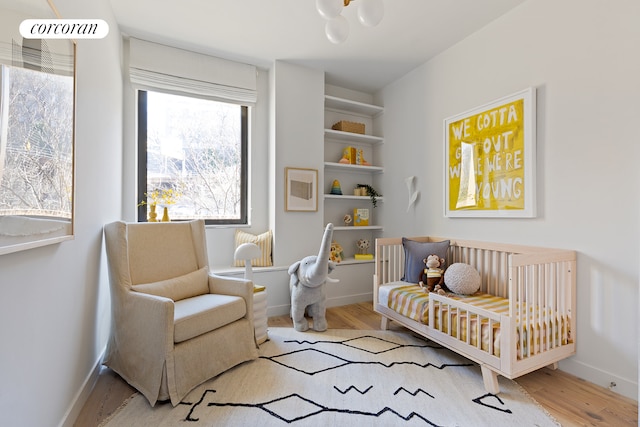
(136, 89), (249, 225)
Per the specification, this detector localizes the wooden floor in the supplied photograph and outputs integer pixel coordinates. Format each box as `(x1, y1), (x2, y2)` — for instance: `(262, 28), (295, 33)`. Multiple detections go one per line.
(75, 302), (637, 427)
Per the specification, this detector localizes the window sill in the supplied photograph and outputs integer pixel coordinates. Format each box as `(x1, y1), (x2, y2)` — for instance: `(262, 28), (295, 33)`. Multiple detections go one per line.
(211, 265), (288, 277)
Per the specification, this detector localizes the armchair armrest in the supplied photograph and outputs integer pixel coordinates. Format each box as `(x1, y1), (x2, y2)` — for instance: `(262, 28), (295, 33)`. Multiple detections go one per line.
(208, 273), (253, 299)
(208, 273), (255, 325)
(108, 290), (175, 405)
(119, 290), (175, 357)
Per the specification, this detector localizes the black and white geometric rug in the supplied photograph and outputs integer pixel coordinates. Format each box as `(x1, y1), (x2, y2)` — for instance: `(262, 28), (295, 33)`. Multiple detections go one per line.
(101, 328), (559, 426)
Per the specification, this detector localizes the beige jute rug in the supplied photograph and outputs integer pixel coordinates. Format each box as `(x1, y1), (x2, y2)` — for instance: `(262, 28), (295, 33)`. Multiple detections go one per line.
(101, 328), (559, 426)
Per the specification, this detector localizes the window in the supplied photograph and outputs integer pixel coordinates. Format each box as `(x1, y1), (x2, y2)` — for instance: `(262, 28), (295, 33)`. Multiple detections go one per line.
(0, 64), (74, 219)
(137, 90), (248, 224)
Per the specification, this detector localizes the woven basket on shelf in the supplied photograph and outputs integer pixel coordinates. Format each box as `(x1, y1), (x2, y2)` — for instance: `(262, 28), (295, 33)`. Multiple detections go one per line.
(332, 120), (365, 134)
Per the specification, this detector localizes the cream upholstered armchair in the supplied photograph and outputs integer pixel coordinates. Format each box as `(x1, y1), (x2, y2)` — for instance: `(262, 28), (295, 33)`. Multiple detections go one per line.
(103, 220), (258, 407)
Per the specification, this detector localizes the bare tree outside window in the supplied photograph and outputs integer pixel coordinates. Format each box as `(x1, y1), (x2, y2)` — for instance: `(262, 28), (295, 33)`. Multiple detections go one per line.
(0, 65), (74, 218)
(138, 90), (248, 224)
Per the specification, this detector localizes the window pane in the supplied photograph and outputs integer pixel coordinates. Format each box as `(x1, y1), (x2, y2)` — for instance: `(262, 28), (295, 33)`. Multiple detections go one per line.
(142, 91), (246, 222)
(0, 65), (74, 219)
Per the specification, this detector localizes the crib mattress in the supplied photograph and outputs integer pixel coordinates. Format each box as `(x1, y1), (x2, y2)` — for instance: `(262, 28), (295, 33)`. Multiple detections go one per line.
(381, 283), (571, 359)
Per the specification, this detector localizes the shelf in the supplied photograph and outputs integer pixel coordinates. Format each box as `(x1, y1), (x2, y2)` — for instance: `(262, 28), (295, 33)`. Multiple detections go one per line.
(324, 162), (383, 173)
(333, 225), (383, 231)
(335, 257), (374, 265)
(324, 129), (383, 145)
(325, 95), (384, 117)
(324, 194), (384, 202)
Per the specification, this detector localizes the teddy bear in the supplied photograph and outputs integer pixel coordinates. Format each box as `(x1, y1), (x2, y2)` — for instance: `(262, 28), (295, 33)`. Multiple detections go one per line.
(330, 240), (344, 263)
(356, 238), (370, 254)
(419, 254), (446, 293)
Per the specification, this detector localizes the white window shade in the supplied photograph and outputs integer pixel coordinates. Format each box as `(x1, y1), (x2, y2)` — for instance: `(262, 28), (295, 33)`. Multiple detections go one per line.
(128, 37), (257, 105)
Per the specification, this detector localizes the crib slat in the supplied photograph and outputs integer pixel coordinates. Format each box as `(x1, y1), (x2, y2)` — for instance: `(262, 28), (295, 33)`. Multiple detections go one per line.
(500, 251), (506, 296)
(388, 244), (393, 281)
(397, 244), (403, 281)
(550, 262), (556, 351)
(531, 264), (543, 354)
(544, 263), (551, 352)
(519, 267), (526, 359)
(558, 262), (564, 348)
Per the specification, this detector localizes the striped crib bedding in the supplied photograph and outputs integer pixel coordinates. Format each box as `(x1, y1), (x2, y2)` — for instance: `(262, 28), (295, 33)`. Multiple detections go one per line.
(385, 284), (572, 359)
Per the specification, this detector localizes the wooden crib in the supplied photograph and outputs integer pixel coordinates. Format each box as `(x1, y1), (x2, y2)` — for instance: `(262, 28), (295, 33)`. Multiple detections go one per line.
(374, 236), (576, 394)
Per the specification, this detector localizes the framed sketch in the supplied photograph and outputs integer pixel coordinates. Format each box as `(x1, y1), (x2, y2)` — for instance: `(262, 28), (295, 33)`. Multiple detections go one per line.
(444, 87), (536, 218)
(285, 167), (318, 212)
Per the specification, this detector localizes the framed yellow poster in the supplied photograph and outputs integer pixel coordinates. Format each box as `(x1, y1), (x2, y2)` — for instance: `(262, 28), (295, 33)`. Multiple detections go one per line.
(444, 88), (536, 217)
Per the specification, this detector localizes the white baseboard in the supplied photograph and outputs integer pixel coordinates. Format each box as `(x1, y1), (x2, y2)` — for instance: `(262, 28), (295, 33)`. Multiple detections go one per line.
(267, 304), (290, 317)
(58, 348), (105, 427)
(327, 292), (373, 307)
(559, 358), (638, 401)
(267, 293), (373, 318)
(267, 292), (373, 317)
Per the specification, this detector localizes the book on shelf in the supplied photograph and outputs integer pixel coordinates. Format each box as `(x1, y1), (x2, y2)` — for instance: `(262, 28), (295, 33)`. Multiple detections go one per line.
(354, 208), (369, 226)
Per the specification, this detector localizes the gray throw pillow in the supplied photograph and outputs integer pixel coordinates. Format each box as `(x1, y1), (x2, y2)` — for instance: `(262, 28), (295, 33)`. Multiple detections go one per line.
(402, 238), (450, 284)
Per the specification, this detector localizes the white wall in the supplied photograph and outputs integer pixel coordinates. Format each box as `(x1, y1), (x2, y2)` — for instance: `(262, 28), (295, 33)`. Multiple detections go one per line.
(0, 1), (123, 426)
(377, 0), (640, 399)
(271, 60), (325, 264)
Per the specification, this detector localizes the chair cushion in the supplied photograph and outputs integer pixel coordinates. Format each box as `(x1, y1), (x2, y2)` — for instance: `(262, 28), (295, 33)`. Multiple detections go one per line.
(127, 222), (202, 284)
(173, 294), (247, 343)
(132, 267), (209, 301)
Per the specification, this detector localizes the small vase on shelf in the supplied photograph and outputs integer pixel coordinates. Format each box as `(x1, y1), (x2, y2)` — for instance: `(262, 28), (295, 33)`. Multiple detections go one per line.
(161, 206), (170, 222)
(148, 204), (158, 222)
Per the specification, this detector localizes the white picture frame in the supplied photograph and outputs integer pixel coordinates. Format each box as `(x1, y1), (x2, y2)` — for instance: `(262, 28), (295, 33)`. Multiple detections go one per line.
(285, 167), (318, 212)
(444, 87), (536, 218)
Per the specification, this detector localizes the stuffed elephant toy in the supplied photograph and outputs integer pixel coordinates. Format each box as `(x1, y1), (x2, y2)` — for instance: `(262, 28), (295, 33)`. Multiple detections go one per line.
(288, 223), (339, 332)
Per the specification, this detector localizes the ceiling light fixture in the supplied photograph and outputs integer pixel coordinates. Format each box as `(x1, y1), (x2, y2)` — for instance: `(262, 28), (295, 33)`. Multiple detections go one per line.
(316, 0), (384, 44)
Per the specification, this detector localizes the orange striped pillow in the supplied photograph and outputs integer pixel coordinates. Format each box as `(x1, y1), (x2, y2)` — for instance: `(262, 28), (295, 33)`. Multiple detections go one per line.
(234, 229), (273, 267)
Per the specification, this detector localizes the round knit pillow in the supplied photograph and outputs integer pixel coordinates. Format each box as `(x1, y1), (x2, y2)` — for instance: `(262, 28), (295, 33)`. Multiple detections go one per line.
(444, 263), (481, 295)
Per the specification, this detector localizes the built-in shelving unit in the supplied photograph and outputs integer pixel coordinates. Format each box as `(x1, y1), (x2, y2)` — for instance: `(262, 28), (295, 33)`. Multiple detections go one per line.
(323, 93), (384, 264)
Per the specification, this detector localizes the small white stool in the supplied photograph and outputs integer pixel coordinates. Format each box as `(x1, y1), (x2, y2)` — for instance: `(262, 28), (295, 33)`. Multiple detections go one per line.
(253, 285), (268, 344)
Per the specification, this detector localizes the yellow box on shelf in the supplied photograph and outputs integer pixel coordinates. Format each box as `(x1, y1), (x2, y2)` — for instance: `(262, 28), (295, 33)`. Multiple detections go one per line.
(354, 253), (374, 260)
